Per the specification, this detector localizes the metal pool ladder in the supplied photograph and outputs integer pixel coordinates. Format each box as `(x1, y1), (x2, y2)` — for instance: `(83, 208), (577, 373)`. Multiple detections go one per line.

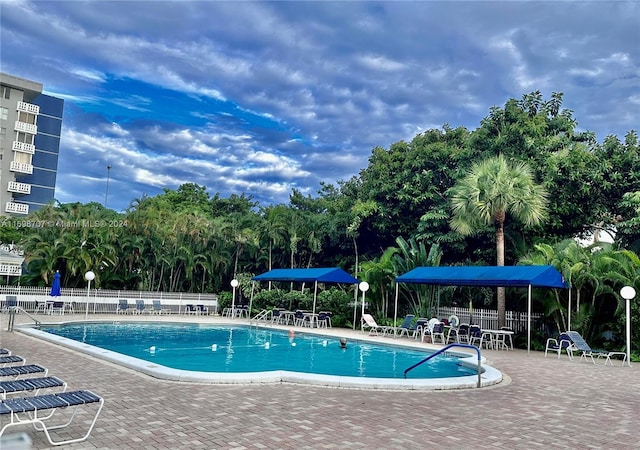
(6, 307), (41, 332)
(403, 343), (482, 388)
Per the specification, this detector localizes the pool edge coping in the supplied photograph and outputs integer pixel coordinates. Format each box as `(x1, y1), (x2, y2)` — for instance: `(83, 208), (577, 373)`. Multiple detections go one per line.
(16, 321), (504, 391)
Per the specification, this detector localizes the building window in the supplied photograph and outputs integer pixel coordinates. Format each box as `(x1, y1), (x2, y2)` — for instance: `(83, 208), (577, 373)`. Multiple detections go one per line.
(1, 86), (10, 99)
(15, 132), (34, 145)
(18, 111), (36, 125)
(0, 107), (7, 120)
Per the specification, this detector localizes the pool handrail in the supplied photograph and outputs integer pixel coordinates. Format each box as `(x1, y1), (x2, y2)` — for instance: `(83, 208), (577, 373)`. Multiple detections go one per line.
(404, 343), (482, 388)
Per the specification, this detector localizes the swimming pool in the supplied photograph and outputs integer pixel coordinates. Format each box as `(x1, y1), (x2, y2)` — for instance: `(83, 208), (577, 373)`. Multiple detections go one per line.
(19, 321), (503, 390)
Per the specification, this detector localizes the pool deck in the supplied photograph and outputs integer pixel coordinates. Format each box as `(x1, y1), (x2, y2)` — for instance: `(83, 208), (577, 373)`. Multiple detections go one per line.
(1, 313), (639, 449)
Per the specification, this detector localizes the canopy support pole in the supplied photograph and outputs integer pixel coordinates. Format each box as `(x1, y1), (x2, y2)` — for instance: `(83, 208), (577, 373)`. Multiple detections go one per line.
(248, 282), (255, 319)
(527, 284), (532, 353)
(568, 288), (572, 332)
(393, 282), (399, 336)
(312, 281), (318, 315)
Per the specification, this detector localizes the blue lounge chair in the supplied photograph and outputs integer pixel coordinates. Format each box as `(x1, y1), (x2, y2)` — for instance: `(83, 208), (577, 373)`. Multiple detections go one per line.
(565, 331), (627, 366)
(152, 300), (170, 314)
(134, 300), (153, 314)
(0, 376), (66, 399)
(0, 349), (11, 356)
(392, 314), (416, 337)
(544, 332), (574, 359)
(0, 356), (25, 367)
(0, 364), (48, 379)
(116, 299), (133, 314)
(0, 390), (104, 446)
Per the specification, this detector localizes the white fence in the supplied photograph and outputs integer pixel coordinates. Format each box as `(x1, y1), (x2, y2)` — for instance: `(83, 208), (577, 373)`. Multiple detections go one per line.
(0, 286), (218, 315)
(436, 306), (542, 332)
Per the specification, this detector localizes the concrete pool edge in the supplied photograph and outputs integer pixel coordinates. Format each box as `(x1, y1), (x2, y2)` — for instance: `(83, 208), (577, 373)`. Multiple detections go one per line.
(16, 321), (504, 391)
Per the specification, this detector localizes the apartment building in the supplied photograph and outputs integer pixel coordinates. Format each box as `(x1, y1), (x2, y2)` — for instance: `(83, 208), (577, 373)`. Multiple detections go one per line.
(0, 72), (64, 216)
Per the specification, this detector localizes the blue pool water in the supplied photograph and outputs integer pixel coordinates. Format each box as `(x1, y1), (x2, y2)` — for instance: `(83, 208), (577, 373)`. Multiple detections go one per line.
(40, 322), (475, 379)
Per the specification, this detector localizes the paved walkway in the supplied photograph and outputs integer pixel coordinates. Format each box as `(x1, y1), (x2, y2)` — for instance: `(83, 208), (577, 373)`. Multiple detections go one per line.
(1, 313), (638, 449)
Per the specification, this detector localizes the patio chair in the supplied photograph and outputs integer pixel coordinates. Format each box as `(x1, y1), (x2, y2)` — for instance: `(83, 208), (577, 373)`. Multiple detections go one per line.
(431, 322), (446, 344)
(422, 321), (446, 344)
(2, 296), (18, 313)
(317, 311), (333, 328)
(390, 314), (415, 337)
(468, 325), (483, 348)
(152, 300), (170, 314)
(565, 331), (627, 366)
(0, 376), (67, 399)
(408, 318), (429, 339)
(0, 365), (48, 380)
(0, 389), (104, 446)
(544, 332), (574, 359)
(116, 299), (133, 314)
(361, 314), (391, 336)
(294, 310), (309, 327)
(50, 301), (65, 315)
(456, 324), (470, 344)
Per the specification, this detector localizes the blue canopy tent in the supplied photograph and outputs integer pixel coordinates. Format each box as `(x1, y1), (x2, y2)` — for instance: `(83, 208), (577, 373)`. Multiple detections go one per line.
(251, 268), (359, 317)
(394, 265), (567, 352)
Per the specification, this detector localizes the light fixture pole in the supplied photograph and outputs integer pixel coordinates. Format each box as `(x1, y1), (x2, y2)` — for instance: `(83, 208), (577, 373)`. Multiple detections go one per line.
(620, 286), (636, 367)
(359, 281), (369, 332)
(104, 165), (111, 208)
(230, 279), (239, 318)
(84, 271), (95, 319)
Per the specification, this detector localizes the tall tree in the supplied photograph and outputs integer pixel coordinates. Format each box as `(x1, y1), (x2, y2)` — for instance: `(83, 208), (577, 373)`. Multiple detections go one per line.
(449, 155), (549, 326)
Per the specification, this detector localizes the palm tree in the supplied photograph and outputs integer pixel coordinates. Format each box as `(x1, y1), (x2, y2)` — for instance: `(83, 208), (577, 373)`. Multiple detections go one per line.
(449, 154), (549, 326)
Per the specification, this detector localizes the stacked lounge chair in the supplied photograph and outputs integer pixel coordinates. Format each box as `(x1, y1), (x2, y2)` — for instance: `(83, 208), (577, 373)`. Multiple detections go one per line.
(0, 349), (104, 446)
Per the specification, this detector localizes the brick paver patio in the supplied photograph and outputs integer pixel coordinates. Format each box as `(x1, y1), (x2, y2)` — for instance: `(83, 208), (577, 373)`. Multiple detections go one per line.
(1, 313), (638, 449)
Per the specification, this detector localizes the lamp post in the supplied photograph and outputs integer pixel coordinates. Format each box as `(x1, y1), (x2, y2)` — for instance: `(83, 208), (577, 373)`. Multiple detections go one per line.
(359, 281), (369, 332)
(230, 279), (239, 318)
(620, 286), (635, 367)
(84, 271), (95, 319)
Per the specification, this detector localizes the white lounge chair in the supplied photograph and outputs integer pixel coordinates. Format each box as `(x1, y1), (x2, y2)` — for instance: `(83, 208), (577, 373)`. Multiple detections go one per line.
(361, 314), (390, 336)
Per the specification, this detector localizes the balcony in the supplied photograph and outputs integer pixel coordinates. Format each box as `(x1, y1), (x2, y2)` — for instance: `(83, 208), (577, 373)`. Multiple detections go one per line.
(17, 101), (40, 115)
(10, 161), (33, 174)
(14, 121), (37, 135)
(0, 264), (22, 276)
(7, 181), (31, 195)
(5, 202), (29, 215)
(12, 141), (35, 154)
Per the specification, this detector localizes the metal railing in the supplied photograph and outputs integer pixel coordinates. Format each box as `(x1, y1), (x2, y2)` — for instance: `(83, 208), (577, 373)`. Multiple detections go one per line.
(1, 287), (218, 315)
(404, 343), (482, 388)
(6, 307), (41, 331)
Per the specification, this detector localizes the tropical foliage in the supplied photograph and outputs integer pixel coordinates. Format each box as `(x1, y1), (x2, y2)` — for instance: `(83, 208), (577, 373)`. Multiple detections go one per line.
(3, 91), (639, 355)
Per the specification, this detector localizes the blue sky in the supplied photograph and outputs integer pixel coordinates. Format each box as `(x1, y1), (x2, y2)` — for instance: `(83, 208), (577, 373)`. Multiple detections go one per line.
(1, 1), (638, 212)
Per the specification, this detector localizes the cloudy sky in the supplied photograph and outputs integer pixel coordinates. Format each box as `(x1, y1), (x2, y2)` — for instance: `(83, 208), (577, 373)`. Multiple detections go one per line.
(1, 1), (638, 212)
